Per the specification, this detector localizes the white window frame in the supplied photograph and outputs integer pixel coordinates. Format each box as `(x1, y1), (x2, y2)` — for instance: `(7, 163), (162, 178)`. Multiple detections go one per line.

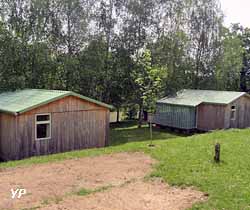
(35, 113), (51, 141)
(230, 105), (236, 121)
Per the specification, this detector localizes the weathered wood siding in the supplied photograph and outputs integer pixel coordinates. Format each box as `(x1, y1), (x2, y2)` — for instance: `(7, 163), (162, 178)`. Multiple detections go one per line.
(153, 103), (197, 129)
(197, 95), (250, 131)
(0, 113), (17, 160)
(0, 96), (109, 161)
(224, 96), (250, 129)
(197, 104), (226, 131)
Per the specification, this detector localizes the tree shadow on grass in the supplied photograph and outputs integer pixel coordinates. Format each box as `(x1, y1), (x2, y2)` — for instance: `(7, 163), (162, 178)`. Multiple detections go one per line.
(110, 120), (187, 146)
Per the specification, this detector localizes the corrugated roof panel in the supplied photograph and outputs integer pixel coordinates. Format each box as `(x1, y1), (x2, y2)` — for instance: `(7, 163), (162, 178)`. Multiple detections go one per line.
(157, 89), (247, 107)
(0, 89), (112, 115)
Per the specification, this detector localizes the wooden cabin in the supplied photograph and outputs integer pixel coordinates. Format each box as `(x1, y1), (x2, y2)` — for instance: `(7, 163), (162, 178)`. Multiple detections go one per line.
(153, 89), (250, 131)
(0, 89), (112, 161)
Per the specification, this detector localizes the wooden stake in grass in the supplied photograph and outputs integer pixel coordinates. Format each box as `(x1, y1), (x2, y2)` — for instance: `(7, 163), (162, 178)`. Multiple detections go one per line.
(214, 143), (220, 163)
(148, 113), (155, 147)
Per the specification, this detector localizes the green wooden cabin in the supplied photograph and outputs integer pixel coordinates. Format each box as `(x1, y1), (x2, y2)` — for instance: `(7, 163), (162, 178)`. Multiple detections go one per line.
(153, 89), (250, 131)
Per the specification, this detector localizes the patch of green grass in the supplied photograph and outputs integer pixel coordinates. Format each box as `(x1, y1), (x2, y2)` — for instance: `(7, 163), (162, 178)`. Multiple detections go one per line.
(41, 199), (50, 205)
(110, 120), (183, 146)
(148, 129), (250, 210)
(41, 195), (63, 206)
(54, 196), (63, 204)
(96, 185), (113, 192)
(76, 185), (113, 196)
(2, 120), (250, 209)
(76, 188), (93, 196)
(21, 207), (41, 210)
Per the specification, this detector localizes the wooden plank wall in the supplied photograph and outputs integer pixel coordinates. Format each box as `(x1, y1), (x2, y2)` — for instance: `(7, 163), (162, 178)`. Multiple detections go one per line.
(241, 96), (250, 128)
(105, 110), (110, 146)
(153, 103), (197, 129)
(0, 113), (17, 160)
(224, 96), (250, 129)
(197, 104), (226, 131)
(0, 96), (109, 160)
(197, 95), (250, 131)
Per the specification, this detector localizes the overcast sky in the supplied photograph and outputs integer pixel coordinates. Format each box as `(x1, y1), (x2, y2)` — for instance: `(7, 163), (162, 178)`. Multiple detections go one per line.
(220, 0), (250, 28)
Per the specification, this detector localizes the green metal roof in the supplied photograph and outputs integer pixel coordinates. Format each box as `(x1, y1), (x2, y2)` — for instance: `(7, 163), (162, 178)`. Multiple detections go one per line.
(158, 89), (249, 107)
(0, 89), (113, 115)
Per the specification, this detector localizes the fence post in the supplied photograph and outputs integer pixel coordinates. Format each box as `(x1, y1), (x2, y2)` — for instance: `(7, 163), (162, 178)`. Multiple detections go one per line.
(148, 113), (154, 147)
(214, 143), (220, 163)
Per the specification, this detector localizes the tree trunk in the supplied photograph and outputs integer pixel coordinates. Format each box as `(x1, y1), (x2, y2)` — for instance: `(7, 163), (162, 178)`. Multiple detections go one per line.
(138, 103), (143, 128)
(240, 55), (247, 91)
(116, 108), (120, 123)
(143, 110), (148, 121)
(240, 70), (246, 92)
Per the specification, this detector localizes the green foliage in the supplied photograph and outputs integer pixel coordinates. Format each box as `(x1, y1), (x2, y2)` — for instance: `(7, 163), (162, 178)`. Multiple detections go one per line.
(76, 185), (113, 196)
(0, 0), (239, 109)
(233, 25), (250, 91)
(76, 188), (93, 196)
(215, 27), (244, 90)
(150, 31), (190, 95)
(133, 50), (166, 112)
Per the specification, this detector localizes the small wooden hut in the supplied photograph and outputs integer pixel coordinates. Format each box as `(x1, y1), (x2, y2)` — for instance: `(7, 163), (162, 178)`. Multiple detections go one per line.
(153, 89), (250, 131)
(0, 89), (112, 161)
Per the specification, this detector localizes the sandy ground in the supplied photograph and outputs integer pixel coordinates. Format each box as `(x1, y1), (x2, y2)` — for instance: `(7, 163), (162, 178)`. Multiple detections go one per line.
(41, 180), (205, 210)
(0, 152), (206, 210)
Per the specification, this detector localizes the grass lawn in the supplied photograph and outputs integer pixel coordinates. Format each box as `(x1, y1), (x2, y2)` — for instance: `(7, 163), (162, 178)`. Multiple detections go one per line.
(110, 120), (184, 145)
(1, 121), (250, 209)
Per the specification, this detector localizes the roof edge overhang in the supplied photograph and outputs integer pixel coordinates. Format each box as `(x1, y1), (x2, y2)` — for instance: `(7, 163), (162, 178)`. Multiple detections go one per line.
(156, 101), (200, 108)
(3, 92), (113, 116)
(0, 109), (18, 116)
(157, 101), (235, 107)
(213, 92), (250, 106)
(199, 102), (228, 106)
(70, 92), (114, 110)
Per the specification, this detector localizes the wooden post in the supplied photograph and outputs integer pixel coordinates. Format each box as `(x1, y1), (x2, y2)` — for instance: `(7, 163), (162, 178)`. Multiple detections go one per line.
(148, 113), (154, 147)
(214, 143), (220, 163)
(150, 121), (153, 141)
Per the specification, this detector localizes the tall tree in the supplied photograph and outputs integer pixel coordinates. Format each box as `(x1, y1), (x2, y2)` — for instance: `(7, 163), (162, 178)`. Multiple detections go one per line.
(94, 0), (116, 101)
(133, 50), (165, 127)
(215, 27), (244, 90)
(186, 0), (223, 89)
(234, 25), (250, 92)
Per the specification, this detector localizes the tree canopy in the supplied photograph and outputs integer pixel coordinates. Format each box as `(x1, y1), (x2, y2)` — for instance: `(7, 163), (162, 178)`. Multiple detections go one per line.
(0, 0), (248, 124)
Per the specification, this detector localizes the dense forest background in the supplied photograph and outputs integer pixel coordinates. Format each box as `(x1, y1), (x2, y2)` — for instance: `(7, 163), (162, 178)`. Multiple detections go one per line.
(1, 0), (250, 123)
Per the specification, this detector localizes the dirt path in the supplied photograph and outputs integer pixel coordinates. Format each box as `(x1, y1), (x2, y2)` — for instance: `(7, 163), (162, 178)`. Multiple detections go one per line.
(0, 152), (206, 210)
(41, 179), (205, 210)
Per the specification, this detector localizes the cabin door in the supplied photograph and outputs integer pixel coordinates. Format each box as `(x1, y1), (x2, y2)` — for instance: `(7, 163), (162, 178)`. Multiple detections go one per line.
(229, 105), (237, 128)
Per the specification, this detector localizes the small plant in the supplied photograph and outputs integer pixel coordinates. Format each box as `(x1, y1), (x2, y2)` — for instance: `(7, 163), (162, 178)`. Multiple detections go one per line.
(76, 185), (113, 196)
(41, 199), (50, 205)
(54, 196), (63, 204)
(21, 206), (41, 210)
(77, 188), (93, 196)
(95, 185), (113, 192)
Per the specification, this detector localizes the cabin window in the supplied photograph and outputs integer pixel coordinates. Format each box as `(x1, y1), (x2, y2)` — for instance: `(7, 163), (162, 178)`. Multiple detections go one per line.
(35, 114), (51, 140)
(230, 105), (236, 120)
